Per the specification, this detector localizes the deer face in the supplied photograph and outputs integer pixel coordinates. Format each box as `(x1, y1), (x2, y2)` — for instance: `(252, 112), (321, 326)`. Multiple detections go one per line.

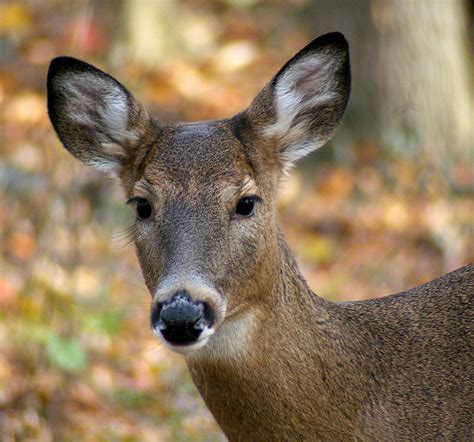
(127, 121), (281, 352)
(47, 32), (350, 354)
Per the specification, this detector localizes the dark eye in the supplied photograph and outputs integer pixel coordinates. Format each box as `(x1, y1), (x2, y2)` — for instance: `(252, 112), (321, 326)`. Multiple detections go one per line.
(235, 196), (256, 217)
(135, 198), (152, 220)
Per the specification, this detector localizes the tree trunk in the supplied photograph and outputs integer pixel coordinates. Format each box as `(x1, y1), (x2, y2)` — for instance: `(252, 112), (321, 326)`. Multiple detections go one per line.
(374, 0), (472, 171)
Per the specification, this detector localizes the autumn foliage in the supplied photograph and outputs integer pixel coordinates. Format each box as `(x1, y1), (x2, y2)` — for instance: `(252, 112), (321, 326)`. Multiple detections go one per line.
(0, 2), (472, 440)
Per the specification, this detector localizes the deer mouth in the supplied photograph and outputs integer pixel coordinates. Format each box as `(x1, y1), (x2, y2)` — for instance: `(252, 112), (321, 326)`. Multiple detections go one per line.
(153, 325), (215, 354)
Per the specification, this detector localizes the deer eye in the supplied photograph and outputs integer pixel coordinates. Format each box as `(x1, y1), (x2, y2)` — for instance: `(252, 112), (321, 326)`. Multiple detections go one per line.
(136, 199), (152, 219)
(135, 198), (152, 220)
(235, 196), (257, 217)
(128, 197), (152, 220)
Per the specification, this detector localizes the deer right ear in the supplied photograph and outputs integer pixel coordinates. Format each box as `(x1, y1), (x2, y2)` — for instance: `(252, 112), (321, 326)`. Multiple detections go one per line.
(47, 57), (152, 174)
(243, 32), (350, 173)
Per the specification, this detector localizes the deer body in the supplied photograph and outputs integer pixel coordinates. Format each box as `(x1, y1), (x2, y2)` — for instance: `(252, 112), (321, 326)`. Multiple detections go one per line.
(47, 33), (473, 440)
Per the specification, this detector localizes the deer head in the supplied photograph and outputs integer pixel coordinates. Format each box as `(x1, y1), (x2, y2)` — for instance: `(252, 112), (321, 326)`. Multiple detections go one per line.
(47, 32), (350, 355)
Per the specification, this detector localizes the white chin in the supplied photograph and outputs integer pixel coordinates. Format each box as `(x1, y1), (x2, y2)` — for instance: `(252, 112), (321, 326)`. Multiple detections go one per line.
(152, 326), (215, 355)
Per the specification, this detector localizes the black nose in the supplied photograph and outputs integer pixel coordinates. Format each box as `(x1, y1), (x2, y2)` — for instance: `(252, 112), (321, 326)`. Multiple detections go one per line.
(151, 291), (214, 346)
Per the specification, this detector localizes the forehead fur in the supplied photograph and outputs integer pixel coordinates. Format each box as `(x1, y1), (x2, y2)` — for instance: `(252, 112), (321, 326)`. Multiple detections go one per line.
(143, 121), (253, 185)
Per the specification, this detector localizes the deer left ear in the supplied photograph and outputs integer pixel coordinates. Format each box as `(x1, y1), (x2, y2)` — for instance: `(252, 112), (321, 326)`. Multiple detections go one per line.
(245, 32), (351, 172)
(47, 57), (152, 174)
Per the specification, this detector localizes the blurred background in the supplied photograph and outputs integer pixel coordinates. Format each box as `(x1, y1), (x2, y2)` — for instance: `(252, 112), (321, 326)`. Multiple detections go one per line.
(0, 0), (472, 440)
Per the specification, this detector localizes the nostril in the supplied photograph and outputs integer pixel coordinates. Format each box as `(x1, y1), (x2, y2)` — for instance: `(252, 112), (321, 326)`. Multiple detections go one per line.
(202, 302), (215, 325)
(150, 303), (162, 330)
(192, 302), (214, 332)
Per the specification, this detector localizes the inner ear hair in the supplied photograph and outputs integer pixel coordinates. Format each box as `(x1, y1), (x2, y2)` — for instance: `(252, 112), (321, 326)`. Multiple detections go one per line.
(47, 56), (152, 175)
(246, 32), (351, 173)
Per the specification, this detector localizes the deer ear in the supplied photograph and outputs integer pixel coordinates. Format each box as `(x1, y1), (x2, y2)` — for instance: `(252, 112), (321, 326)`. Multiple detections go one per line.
(47, 57), (152, 174)
(246, 32), (350, 172)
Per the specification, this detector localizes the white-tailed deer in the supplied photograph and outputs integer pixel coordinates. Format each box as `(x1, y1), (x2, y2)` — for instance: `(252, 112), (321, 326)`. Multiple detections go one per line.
(47, 33), (473, 440)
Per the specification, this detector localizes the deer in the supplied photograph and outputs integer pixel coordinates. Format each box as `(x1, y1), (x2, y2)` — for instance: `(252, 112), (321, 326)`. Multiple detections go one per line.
(47, 32), (473, 440)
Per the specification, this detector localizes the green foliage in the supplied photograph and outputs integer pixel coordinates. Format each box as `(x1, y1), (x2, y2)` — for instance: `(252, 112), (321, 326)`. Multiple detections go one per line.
(112, 388), (155, 409)
(85, 310), (124, 336)
(46, 333), (87, 373)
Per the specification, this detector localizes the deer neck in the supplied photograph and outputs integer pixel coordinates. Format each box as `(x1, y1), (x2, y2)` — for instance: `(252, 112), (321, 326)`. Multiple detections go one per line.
(186, 231), (364, 439)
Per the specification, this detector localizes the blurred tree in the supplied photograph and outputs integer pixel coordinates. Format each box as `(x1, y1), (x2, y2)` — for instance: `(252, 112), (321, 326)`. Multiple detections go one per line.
(123, 0), (184, 65)
(303, 0), (472, 177)
(373, 0), (472, 172)
(300, 0), (380, 161)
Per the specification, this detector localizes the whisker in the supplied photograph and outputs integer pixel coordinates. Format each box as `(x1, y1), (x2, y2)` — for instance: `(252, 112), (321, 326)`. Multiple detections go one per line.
(110, 224), (138, 247)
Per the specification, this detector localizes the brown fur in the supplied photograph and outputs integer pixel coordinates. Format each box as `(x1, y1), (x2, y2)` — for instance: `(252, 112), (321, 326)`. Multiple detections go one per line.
(189, 240), (473, 440)
(47, 33), (473, 440)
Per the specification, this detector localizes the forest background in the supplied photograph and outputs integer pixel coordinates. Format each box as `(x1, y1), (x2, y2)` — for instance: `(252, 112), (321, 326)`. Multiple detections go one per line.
(0, 1), (472, 440)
